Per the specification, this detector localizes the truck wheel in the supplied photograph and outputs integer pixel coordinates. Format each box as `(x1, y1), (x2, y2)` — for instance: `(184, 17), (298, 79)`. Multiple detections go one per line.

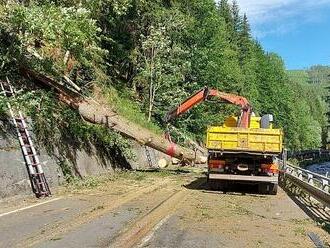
(258, 183), (267, 194)
(208, 179), (227, 192)
(269, 184), (278, 195)
(208, 179), (218, 190)
(258, 183), (278, 195)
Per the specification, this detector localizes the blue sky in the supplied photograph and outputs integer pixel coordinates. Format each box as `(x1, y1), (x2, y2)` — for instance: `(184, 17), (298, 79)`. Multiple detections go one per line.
(233, 0), (330, 69)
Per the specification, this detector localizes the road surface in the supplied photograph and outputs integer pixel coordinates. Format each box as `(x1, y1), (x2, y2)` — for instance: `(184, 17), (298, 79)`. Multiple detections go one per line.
(0, 169), (329, 248)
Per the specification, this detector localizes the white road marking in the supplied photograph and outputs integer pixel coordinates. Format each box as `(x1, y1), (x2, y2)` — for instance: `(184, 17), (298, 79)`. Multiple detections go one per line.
(0, 197), (62, 218)
(137, 215), (171, 248)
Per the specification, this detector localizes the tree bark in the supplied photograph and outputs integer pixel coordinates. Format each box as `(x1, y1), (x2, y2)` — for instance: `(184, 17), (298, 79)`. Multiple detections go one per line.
(78, 99), (200, 163)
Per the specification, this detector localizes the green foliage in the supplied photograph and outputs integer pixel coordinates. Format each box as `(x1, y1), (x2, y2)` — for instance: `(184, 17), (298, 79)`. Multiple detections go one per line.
(307, 65), (330, 85)
(287, 69), (328, 149)
(0, 0), (327, 166)
(8, 89), (134, 177)
(102, 86), (162, 134)
(0, 95), (7, 115)
(136, 24), (189, 122)
(0, 2), (105, 86)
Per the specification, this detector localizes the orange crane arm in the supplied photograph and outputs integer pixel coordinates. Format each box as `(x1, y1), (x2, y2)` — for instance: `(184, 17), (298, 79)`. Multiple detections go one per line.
(164, 87), (252, 128)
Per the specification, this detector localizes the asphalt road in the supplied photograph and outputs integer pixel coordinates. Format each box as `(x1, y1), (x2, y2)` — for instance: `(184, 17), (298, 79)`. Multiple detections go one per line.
(0, 169), (329, 248)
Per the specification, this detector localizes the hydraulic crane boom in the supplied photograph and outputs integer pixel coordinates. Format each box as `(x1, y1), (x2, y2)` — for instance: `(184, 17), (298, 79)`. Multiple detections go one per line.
(164, 87), (252, 128)
(164, 87), (281, 195)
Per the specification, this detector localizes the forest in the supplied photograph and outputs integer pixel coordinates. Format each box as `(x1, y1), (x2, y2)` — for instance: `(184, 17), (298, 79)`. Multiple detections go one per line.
(0, 0), (328, 160)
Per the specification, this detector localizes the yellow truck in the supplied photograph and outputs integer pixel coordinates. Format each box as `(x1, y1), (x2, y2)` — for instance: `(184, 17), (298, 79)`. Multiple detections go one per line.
(165, 87), (284, 195)
(206, 116), (283, 194)
(207, 116), (283, 153)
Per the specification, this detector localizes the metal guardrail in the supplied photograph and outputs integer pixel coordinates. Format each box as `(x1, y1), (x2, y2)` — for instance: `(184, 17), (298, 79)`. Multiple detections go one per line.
(279, 160), (330, 208)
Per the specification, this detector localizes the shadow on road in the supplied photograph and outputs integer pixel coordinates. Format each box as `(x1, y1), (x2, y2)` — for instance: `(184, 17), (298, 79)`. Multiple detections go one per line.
(280, 179), (330, 234)
(183, 177), (267, 198)
(135, 168), (191, 174)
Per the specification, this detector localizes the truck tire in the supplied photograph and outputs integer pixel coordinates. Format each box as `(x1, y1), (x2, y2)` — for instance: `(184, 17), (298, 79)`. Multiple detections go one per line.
(258, 183), (268, 194)
(208, 179), (227, 192)
(258, 183), (278, 195)
(269, 183), (278, 195)
(208, 179), (218, 190)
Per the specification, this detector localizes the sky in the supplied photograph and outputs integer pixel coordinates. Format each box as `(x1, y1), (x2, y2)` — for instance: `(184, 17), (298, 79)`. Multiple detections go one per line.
(232, 0), (330, 69)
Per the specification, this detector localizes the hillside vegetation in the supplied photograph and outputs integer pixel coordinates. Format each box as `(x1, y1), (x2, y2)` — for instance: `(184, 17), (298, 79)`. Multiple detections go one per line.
(0, 0), (328, 163)
(287, 67), (328, 149)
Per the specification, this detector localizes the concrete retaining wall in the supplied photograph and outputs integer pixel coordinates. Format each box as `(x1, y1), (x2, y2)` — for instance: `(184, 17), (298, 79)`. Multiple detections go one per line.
(0, 121), (170, 198)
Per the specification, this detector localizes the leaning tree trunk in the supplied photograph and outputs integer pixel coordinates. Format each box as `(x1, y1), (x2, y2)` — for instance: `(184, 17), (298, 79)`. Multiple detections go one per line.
(21, 68), (204, 164)
(78, 100), (199, 162)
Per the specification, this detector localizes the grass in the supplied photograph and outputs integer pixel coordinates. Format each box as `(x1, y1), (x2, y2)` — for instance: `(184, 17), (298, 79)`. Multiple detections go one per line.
(63, 169), (179, 191)
(65, 175), (105, 190)
(256, 240), (264, 247)
(90, 205), (105, 212)
(194, 203), (212, 220)
(290, 218), (311, 225)
(321, 222), (330, 234)
(102, 86), (163, 135)
(231, 204), (255, 216)
(293, 226), (306, 236)
(117, 171), (147, 181)
(50, 237), (62, 241)
(135, 168), (193, 177)
(290, 219), (310, 237)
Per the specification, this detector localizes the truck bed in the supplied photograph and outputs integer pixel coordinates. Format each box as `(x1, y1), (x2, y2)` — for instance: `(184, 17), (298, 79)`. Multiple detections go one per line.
(206, 126), (283, 154)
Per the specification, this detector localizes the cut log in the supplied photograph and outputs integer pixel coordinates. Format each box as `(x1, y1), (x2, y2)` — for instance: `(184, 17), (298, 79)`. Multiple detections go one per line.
(158, 159), (168, 168)
(21, 68), (204, 164)
(78, 99), (200, 163)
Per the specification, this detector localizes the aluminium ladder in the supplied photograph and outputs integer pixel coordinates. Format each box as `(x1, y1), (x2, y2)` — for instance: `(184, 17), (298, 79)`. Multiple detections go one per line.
(0, 80), (51, 197)
(144, 146), (153, 167)
(144, 146), (156, 168)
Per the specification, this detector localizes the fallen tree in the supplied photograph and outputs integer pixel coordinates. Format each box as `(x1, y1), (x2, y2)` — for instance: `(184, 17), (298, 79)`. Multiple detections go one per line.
(21, 68), (204, 164)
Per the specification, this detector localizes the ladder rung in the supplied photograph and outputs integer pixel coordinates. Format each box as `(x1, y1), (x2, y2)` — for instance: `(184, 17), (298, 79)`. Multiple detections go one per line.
(19, 131), (29, 135)
(19, 135), (30, 139)
(25, 154), (36, 157)
(4, 80), (51, 198)
(19, 130), (32, 134)
(18, 128), (27, 132)
(30, 163), (40, 166)
(38, 193), (49, 196)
